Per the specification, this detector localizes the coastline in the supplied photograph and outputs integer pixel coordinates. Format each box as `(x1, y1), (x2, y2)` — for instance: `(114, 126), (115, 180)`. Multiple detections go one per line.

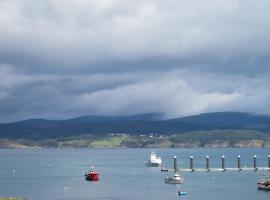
(0, 140), (269, 149)
(1, 130), (270, 149)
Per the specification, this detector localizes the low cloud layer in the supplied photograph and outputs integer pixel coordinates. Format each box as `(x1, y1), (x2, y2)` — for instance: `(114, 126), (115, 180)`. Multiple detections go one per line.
(0, 0), (270, 122)
(1, 65), (270, 122)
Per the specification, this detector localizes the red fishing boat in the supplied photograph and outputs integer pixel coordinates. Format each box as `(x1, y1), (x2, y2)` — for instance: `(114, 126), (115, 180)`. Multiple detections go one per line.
(84, 166), (99, 181)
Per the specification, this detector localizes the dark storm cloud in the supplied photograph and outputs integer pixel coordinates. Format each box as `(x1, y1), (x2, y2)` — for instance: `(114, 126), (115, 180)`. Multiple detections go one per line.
(1, 0), (270, 74)
(0, 0), (270, 122)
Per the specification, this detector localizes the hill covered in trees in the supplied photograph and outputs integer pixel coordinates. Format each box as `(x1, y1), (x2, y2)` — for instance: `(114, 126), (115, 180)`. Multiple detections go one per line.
(0, 112), (270, 148)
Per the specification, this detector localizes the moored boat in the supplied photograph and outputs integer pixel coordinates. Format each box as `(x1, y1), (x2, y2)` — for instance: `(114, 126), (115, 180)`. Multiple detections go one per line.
(145, 152), (162, 167)
(178, 191), (188, 196)
(165, 173), (184, 184)
(257, 175), (270, 190)
(84, 166), (99, 181)
(161, 167), (169, 172)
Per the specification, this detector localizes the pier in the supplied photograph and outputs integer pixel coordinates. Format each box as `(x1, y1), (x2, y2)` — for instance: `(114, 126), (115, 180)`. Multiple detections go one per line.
(170, 155), (270, 172)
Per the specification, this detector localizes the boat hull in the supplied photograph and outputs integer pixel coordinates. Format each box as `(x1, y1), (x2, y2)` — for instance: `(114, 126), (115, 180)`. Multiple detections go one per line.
(145, 163), (160, 167)
(165, 179), (183, 184)
(257, 181), (270, 190)
(165, 177), (184, 184)
(85, 173), (99, 181)
(178, 191), (188, 196)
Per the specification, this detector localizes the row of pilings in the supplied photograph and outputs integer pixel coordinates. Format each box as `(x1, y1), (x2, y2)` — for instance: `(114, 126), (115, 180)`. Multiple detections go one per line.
(173, 155), (270, 171)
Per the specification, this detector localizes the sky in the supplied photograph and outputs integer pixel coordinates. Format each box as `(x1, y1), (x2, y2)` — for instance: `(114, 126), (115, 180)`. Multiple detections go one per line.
(0, 0), (270, 122)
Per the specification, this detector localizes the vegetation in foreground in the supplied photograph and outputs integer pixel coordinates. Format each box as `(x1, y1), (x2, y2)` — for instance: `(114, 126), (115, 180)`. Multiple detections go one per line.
(0, 129), (270, 148)
(0, 197), (26, 200)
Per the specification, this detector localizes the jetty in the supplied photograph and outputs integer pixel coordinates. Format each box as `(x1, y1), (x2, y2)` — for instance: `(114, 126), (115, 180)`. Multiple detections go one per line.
(167, 155), (270, 173)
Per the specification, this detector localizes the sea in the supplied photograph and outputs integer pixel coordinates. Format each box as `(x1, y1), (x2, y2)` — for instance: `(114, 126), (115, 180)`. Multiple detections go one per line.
(0, 148), (269, 200)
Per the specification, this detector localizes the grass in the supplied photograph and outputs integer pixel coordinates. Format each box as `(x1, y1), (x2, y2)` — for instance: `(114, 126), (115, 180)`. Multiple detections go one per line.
(90, 136), (124, 147)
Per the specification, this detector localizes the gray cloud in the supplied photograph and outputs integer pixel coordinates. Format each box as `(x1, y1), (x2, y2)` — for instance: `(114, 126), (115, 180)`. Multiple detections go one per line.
(0, 0), (270, 122)
(1, 65), (270, 122)
(1, 0), (270, 73)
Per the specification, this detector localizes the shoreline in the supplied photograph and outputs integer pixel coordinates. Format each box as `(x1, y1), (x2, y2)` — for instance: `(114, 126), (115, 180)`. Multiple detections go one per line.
(0, 145), (269, 149)
(1, 131), (270, 149)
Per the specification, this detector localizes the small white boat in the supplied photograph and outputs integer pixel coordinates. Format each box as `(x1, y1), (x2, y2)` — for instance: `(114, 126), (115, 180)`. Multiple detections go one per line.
(165, 173), (184, 184)
(145, 152), (162, 167)
(257, 175), (270, 190)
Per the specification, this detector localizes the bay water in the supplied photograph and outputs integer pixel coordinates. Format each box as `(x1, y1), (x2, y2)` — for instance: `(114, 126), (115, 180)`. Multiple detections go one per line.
(0, 148), (269, 200)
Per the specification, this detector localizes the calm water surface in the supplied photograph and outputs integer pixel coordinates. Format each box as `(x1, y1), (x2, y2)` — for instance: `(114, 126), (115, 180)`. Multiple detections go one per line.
(0, 148), (270, 200)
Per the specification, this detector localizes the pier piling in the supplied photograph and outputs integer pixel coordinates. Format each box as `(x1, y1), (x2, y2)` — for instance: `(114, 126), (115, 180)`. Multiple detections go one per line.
(190, 156), (194, 171)
(253, 155), (257, 170)
(222, 155), (225, 171)
(237, 155), (241, 170)
(174, 156), (177, 172)
(268, 155), (270, 168)
(206, 155), (210, 171)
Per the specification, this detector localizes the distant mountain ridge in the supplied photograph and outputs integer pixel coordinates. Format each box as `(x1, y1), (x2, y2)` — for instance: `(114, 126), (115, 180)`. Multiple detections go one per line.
(1, 112), (270, 139)
(175, 112), (270, 129)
